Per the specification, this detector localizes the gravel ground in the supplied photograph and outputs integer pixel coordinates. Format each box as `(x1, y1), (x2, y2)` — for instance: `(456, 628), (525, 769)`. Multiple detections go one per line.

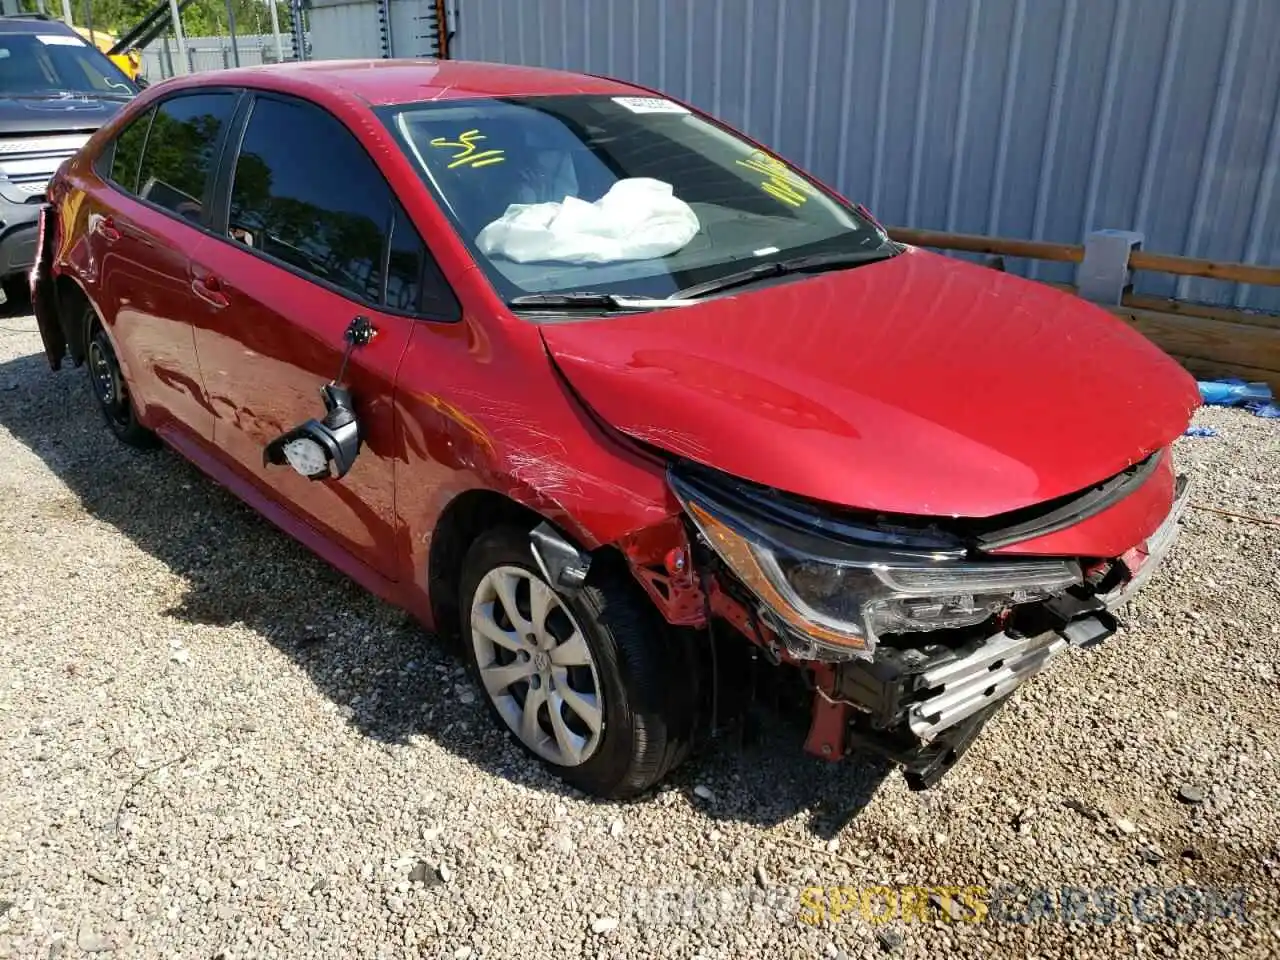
(0, 305), (1277, 960)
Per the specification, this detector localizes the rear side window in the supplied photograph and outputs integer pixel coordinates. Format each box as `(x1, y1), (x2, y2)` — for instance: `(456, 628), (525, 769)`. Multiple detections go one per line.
(105, 108), (153, 194)
(135, 92), (235, 224)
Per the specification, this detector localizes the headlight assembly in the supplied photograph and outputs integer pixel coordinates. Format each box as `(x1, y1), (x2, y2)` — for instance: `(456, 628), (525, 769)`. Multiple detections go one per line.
(680, 488), (1081, 661)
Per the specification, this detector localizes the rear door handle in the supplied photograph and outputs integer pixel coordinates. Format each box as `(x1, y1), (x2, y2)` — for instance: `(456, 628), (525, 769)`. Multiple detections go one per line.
(92, 214), (120, 242)
(191, 270), (229, 308)
(116, 220), (153, 247)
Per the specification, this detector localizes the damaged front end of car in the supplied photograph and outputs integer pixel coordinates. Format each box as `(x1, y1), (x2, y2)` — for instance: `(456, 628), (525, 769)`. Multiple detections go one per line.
(655, 456), (1191, 790)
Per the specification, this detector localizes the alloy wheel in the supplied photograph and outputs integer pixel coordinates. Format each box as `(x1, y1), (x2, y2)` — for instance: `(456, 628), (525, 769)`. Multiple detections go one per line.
(469, 565), (604, 766)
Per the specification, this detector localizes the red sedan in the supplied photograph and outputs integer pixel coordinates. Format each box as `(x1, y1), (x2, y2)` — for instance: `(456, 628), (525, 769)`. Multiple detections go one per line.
(31, 60), (1199, 798)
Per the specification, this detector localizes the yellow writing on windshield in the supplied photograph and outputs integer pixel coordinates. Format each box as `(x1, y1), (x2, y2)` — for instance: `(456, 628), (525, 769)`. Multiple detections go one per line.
(429, 129), (506, 169)
(736, 152), (816, 207)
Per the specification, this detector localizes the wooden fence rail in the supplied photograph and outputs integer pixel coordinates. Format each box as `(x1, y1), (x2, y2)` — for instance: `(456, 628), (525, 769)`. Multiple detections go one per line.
(885, 227), (1280, 393)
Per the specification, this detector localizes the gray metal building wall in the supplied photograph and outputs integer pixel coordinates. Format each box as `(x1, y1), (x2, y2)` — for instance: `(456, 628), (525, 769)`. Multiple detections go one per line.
(452, 0), (1280, 313)
(309, 0), (443, 61)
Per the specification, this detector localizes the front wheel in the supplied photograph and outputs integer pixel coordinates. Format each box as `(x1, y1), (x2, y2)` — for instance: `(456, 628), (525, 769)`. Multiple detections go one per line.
(459, 526), (697, 799)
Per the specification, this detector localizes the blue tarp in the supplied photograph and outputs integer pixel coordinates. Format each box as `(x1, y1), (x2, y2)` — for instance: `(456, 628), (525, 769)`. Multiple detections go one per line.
(1197, 380), (1279, 419)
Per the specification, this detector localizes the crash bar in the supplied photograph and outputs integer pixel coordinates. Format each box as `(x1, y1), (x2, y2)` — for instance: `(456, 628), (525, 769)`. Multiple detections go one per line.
(887, 227), (1280, 288)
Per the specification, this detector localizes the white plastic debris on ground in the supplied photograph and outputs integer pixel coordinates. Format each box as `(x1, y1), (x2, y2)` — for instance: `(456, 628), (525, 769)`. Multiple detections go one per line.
(475, 178), (699, 264)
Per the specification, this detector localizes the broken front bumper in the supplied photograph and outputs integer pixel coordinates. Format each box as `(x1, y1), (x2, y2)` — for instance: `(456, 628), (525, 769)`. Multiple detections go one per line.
(815, 475), (1191, 788)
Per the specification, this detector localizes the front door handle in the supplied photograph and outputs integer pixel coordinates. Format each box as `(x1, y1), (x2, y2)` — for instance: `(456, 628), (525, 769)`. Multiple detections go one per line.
(191, 270), (228, 308)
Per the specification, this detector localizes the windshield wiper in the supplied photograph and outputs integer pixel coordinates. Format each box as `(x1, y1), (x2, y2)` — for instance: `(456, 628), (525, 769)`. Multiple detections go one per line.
(669, 249), (897, 301)
(508, 292), (694, 311)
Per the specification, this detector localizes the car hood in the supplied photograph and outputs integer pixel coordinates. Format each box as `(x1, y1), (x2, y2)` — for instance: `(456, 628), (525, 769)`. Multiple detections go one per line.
(538, 248), (1200, 518)
(0, 94), (125, 136)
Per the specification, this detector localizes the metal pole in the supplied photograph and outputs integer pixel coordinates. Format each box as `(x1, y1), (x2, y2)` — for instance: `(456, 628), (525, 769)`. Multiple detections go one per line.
(376, 0), (391, 58)
(60, 0), (73, 27)
(290, 0), (306, 62)
(267, 0), (284, 62)
(84, 0), (95, 45)
(224, 0), (240, 67)
(167, 0), (188, 74)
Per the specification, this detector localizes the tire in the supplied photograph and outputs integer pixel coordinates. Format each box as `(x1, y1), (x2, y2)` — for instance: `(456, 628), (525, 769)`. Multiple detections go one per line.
(84, 314), (157, 449)
(2, 275), (29, 312)
(459, 525), (698, 799)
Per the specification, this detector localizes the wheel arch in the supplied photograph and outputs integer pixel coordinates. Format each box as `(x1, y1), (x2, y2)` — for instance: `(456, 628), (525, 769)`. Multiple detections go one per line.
(52, 272), (95, 367)
(425, 486), (636, 646)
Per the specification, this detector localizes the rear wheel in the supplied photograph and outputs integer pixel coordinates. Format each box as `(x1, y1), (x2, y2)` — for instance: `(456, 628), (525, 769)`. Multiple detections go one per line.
(1, 275), (29, 311)
(85, 314), (156, 449)
(460, 526), (697, 799)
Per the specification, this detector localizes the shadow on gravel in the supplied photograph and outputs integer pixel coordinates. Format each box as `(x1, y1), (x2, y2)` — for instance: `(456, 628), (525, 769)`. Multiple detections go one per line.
(0, 339), (888, 834)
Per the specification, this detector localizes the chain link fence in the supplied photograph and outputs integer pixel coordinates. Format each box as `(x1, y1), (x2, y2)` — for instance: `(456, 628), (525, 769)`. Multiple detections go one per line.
(140, 32), (308, 79)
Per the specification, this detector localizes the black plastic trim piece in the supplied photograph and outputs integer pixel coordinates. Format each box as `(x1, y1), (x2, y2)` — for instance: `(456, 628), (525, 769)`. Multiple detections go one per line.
(897, 702), (1003, 791)
(971, 451), (1163, 551)
(670, 462), (969, 561)
(668, 449), (1165, 559)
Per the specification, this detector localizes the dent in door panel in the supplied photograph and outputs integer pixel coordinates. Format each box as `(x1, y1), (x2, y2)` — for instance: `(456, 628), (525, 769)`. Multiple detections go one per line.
(190, 251), (409, 574)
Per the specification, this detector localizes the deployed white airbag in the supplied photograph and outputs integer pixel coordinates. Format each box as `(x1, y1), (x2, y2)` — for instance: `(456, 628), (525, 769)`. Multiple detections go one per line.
(475, 178), (700, 264)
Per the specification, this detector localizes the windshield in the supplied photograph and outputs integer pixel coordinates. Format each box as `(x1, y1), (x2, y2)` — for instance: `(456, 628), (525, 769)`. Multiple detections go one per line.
(380, 94), (890, 302)
(0, 32), (136, 98)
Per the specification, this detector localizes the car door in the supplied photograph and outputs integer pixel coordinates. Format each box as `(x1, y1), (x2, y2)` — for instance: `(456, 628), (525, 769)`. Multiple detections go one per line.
(87, 90), (240, 441)
(190, 91), (458, 579)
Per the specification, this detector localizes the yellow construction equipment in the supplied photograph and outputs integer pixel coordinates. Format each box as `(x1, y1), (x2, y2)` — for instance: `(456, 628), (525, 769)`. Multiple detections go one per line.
(73, 26), (142, 81)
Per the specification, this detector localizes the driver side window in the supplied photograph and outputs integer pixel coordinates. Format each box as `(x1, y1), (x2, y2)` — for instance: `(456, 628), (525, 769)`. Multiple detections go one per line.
(227, 95), (386, 303)
(227, 94), (458, 318)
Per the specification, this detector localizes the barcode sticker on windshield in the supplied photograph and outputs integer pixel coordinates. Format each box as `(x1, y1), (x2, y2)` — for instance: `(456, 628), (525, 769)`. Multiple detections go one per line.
(38, 35), (85, 46)
(611, 97), (690, 115)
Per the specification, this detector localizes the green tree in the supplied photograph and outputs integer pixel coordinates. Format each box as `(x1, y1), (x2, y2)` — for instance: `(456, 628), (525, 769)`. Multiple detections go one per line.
(23, 0), (293, 43)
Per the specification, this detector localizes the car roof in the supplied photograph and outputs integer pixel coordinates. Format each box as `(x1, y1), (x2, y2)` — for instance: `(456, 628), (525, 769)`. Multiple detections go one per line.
(166, 58), (648, 107)
(0, 15), (79, 34)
